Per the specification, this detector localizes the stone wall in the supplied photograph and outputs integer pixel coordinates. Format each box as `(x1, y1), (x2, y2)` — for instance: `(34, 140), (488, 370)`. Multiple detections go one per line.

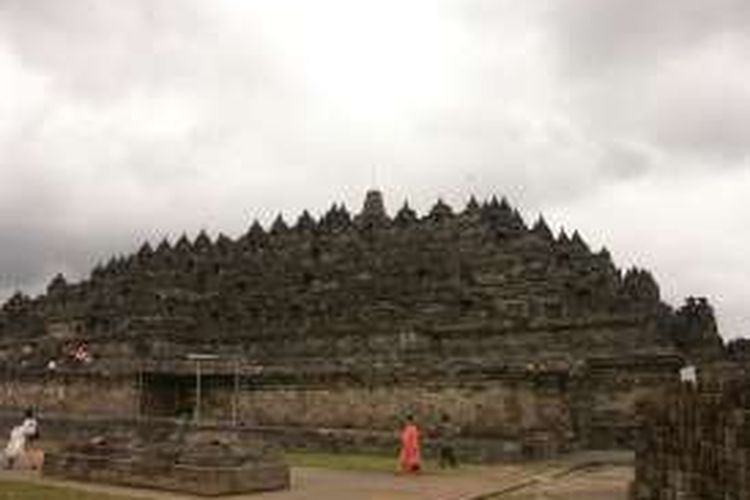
(574, 356), (681, 449)
(0, 370), (571, 440)
(0, 371), (137, 416)
(632, 377), (750, 499)
(236, 381), (567, 435)
(0, 354), (681, 459)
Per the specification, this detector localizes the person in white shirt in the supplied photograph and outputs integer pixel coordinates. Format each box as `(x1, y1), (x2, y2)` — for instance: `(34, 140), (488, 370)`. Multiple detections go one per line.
(3, 408), (38, 469)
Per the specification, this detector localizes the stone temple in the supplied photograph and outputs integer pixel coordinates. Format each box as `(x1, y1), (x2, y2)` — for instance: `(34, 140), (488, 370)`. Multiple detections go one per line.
(0, 190), (726, 459)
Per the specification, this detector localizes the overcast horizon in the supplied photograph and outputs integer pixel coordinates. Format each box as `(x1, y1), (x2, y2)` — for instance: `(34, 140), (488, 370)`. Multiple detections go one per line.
(1, 0), (748, 339)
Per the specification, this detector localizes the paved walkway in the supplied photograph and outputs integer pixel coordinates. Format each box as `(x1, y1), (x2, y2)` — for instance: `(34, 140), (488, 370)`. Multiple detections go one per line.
(0, 451), (633, 500)
(252, 463), (566, 500)
(501, 465), (633, 499)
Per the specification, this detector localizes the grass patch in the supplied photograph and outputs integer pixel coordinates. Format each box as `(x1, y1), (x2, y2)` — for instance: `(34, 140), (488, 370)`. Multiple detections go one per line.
(0, 479), (140, 500)
(285, 451), (400, 472)
(284, 451), (454, 474)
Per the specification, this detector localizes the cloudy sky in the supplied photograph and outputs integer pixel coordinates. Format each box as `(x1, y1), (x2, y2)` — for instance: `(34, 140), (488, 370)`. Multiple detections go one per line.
(1, 0), (748, 339)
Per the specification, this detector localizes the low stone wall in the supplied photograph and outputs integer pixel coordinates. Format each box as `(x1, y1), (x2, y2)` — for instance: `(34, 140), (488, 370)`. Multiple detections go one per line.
(44, 452), (289, 496)
(632, 380), (750, 499)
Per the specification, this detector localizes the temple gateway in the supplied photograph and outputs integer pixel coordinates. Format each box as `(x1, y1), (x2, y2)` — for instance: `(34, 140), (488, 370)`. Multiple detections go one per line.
(0, 190), (725, 459)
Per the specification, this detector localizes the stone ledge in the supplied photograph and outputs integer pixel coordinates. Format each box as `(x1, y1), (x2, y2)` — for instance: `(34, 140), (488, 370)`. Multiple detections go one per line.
(43, 446), (290, 496)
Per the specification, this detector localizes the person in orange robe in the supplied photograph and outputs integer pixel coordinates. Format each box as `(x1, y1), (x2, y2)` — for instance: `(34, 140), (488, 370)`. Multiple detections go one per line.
(398, 415), (421, 473)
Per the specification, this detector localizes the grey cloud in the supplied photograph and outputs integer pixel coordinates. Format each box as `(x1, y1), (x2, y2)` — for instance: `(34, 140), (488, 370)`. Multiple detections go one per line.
(544, 0), (750, 166)
(598, 141), (651, 180)
(0, 224), (120, 292)
(551, 0), (750, 76)
(649, 77), (750, 162)
(0, 0), (278, 103)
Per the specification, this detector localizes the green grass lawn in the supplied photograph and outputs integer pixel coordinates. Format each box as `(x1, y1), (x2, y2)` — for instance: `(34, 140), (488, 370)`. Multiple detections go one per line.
(285, 451), (400, 472)
(0, 479), (140, 500)
(285, 451), (451, 473)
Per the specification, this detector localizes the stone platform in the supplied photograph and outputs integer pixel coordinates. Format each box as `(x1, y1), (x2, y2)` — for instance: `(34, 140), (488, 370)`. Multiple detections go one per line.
(42, 423), (290, 496)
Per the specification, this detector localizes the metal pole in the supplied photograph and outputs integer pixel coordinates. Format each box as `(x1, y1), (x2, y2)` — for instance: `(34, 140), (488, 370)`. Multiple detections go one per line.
(194, 360), (201, 423)
(136, 364), (142, 420)
(233, 360), (240, 427)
